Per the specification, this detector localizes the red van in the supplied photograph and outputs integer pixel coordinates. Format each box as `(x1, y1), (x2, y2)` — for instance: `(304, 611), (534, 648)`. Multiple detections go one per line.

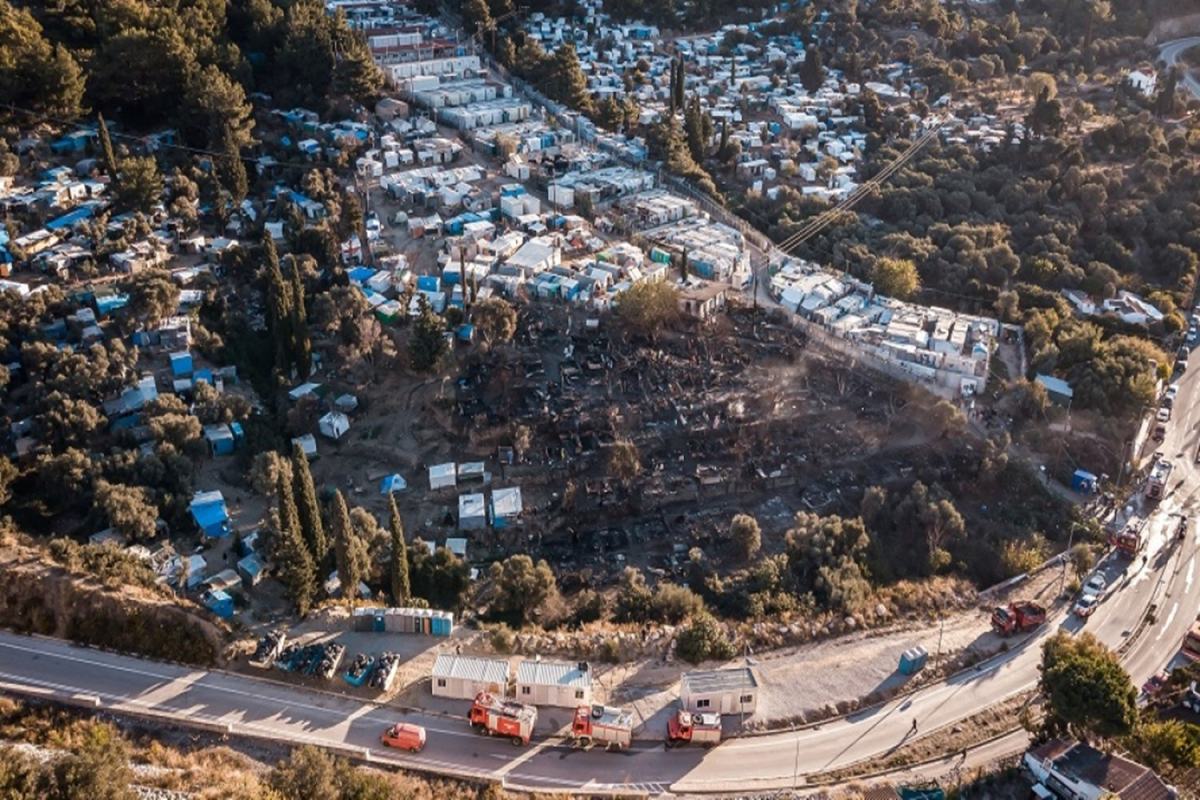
(380, 722), (426, 753)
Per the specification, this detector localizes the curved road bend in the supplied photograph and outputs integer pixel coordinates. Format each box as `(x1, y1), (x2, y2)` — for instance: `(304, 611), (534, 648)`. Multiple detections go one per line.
(1159, 37), (1200, 100)
(2, 377), (1200, 794)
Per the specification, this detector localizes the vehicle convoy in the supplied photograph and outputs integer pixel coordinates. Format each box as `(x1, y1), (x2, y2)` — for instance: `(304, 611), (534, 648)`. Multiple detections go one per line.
(1147, 458), (1172, 501)
(469, 691), (537, 746)
(991, 601), (1047, 637)
(381, 722), (426, 753)
(666, 710), (722, 748)
(570, 705), (634, 750)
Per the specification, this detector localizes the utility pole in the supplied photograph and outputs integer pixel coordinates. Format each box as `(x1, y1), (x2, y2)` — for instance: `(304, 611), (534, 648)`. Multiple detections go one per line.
(791, 722), (801, 793)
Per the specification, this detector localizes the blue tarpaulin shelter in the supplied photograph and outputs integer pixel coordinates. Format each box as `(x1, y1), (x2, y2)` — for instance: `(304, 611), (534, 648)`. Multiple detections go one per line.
(191, 491), (230, 538)
(1072, 469), (1098, 494)
(380, 474), (407, 493)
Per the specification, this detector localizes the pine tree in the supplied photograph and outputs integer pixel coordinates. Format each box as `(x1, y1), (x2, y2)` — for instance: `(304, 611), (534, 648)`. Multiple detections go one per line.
(408, 295), (448, 373)
(273, 468), (316, 614)
(680, 250), (689, 280)
(286, 257), (312, 378)
(330, 490), (369, 605)
(97, 114), (118, 183)
(719, 117), (730, 160)
(388, 494), (411, 606)
(800, 45), (825, 94)
(291, 442), (327, 565)
(217, 126), (249, 207)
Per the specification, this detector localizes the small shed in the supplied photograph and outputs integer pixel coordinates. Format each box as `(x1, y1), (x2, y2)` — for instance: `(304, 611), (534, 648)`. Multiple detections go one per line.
(318, 411), (350, 440)
(459, 492), (487, 530)
(445, 537), (467, 559)
(190, 491), (230, 538)
(1071, 469), (1098, 494)
(458, 462), (486, 482)
(203, 423), (242, 456)
(516, 659), (593, 708)
(680, 667), (758, 715)
(181, 554), (208, 589)
(429, 462), (457, 490)
(237, 553), (266, 586)
(205, 568), (242, 593)
(202, 589), (234, 618)
(491, 487), (523, 527)
(169, 351), (194, 377)
(431, 654), (510, 700)
(334, 393), (359, 413)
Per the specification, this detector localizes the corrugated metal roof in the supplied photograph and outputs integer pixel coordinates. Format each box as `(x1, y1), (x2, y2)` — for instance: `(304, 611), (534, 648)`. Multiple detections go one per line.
(432, 654), (509, 684)
(516, 659), (592, 689)
(681, 667), (757, 695)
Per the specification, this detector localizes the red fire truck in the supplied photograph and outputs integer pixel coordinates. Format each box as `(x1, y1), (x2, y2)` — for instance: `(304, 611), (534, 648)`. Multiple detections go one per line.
(570, 705), (634, 750)
(468, 691), (537, 746)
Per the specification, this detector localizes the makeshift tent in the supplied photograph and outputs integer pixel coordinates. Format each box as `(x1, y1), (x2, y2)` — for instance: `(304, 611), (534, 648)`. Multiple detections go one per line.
(318, 411), (350, 440)
(190, 491), (229, 538)
(380, 474), (408, 493)
(429, 462), (456, 490)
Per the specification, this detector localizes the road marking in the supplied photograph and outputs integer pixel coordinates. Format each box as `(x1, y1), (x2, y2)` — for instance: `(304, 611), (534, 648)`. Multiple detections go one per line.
(1157, 603), (1179, 640)
(1187, 556), (1195, 592)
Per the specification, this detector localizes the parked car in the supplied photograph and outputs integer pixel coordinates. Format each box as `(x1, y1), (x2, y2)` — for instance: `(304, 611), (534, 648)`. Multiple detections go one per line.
(1142, 671), (1170, 697)
(380, 722), (426, 753)
(1084, 574), (1107, 595)
(1158, 407), (1172, 423)
(1166, 385), (1179, 403)
(1188, 328), (1198, 346)
(1074, 594), (1099, 618)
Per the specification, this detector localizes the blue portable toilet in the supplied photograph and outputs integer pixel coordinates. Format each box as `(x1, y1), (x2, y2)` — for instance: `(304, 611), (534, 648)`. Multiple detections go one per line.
(1071, 469), (1098, 494)
(898, 646), (928, 676)
(170, 351), (193, 376)
(202, 589), (234, 619)
(374, 613), (386, 632)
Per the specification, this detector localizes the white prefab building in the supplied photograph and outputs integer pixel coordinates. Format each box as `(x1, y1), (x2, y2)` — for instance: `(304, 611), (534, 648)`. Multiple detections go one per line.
(516, 659), (593, 708)
(680, 668), (758, 715)
(429, 462), (457, 490)
(459, 492), (487, 530)
(431, 654), (510, 700)
(318, 411), (350, 440)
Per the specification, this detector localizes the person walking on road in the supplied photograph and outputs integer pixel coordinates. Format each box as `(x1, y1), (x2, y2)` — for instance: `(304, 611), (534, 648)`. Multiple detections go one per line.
(910, 718), (918, 735)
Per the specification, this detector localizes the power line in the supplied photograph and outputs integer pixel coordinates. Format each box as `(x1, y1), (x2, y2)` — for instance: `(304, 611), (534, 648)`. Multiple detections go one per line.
(771, 117), (947, 256)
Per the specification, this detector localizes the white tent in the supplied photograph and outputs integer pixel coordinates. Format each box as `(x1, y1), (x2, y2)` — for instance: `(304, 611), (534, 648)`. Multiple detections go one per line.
(379, 474), (408, 493)
(318, 411), (350, 440)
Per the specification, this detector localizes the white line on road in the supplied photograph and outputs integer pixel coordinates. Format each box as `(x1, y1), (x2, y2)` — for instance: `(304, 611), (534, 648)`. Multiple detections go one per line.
(1187, 556), (1195, 592)
(1157, 603), (1179, 640)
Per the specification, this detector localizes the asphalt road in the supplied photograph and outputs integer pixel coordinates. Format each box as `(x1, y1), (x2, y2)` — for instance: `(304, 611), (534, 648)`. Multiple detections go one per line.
(2, 395), (1200, 796)
(1159, 37), (1200, 101)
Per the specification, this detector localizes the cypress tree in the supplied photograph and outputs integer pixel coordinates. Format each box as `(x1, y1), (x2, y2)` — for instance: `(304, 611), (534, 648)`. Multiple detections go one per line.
(800, 45), (825, 94)
(273, 467), (316, 614)
(719, 117), (730, 160)
(97, 114), (118, 183)
(684, 95), (705, 164)
(286, 256), (312, 378)
(668, 61), (677, 115)
(264, 236), (292, 376)
(330, 490), (369, 606)
(291, 442), (327, 565)
(674, 57), (685, 111)
(389, 493), (411, 606)
(218, 126), (249, 207)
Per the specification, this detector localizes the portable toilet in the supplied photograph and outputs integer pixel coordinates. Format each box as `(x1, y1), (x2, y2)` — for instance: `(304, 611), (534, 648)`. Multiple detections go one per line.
(898, 646), (928, 676)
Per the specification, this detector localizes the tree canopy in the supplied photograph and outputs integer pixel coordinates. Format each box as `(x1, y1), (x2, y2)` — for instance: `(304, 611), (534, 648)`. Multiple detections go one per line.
(1039, 631), (1137, 740)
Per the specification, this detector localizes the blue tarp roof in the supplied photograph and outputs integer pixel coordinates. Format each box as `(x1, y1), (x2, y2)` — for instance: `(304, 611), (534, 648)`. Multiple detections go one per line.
(1035, 373), (1073, 399)
(45, 206), (95, 231)
(191, 491), (228, 533)
(380, 474), (407, 493)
